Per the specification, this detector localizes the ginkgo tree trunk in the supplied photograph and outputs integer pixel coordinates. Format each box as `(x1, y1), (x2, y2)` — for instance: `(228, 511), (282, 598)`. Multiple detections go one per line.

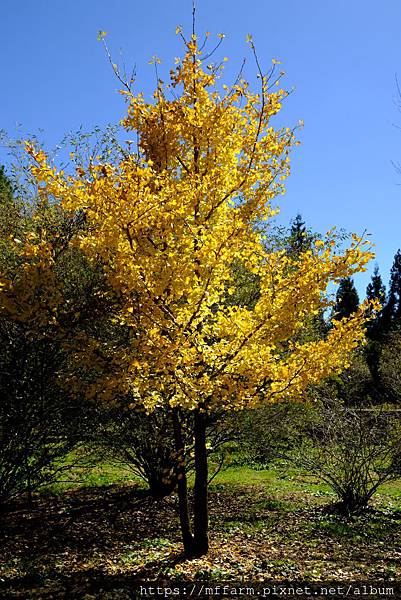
(27, 29), (375, 557)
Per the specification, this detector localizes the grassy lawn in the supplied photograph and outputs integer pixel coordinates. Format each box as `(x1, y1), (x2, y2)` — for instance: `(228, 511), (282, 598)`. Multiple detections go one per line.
(1, 455), (401, 598)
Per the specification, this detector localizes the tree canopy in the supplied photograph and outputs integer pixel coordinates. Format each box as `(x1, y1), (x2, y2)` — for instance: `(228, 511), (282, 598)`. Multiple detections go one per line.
(24, 34), (375, 415)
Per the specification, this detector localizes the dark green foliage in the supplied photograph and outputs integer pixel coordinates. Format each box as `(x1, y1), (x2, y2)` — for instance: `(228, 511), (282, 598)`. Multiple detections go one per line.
(365, 254), (401, 400)
(227, 215), (317, 311)
(389, 249), (401, 321)
(381, 250), (401, 331)
(286, 213), (315, 257)
(230, 401), (317, 467)
(0, 165), (14, 202)
(226, 258), (260, 309)
(332, 277), (360, 321)
(364, 266), (388, 393)
(0, 165), (22, 271)
(378, 326), (401, 402)
(288, 214), (328, 338)
(365, 265), (386, 339)
(312, 353), (374, 407)
(366, 265), (386, 306)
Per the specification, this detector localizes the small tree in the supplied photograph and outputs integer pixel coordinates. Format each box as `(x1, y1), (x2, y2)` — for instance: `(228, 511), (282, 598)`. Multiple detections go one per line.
(25, 30), (374, 556)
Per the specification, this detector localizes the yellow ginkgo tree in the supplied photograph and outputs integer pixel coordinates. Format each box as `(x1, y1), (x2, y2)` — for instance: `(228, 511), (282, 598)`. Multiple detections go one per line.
(26, 30), (375, 556)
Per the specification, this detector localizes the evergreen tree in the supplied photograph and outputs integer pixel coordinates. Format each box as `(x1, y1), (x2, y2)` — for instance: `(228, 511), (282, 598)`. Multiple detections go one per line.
(365, 265), (386, 339)
(287, 213), (314, 256)
(332, 277), (360, 321)
(382, 250), (401, 328)
(366, 265), (386, 305)
(364, 265), (387, 394)
(286, 214), (327, 337)
(0, 165), (13, 201)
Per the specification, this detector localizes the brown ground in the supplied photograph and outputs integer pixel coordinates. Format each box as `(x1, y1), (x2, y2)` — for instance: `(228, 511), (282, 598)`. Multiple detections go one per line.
(1, 484), (400, 598)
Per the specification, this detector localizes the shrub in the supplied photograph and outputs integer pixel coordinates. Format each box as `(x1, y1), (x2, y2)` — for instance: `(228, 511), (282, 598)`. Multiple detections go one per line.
(292, 400), (401, 514)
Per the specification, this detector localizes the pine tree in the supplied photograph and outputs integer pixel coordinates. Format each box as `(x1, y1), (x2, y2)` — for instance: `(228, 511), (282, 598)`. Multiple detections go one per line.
(364, 265), (387, 394)
(286, 214), (327, 337)
(0, 165), (13, 201)
(365, 265), (386, 339)
(384, 250), (401, 327)
(332, 277), (360, 321)
(287, 213), (314, 257)
(366, 265), (386, 305)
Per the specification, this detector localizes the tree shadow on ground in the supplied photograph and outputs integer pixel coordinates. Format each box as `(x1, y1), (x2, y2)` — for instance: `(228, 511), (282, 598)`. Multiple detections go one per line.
(1, 484), (401, 598)
(0, 484), (182, 598)
(1, 484), (177, 549)
(1, 568), (186, 599)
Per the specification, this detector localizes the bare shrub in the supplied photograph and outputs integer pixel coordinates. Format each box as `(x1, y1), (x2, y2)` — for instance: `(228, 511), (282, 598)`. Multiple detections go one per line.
(293, 400), (401, 514)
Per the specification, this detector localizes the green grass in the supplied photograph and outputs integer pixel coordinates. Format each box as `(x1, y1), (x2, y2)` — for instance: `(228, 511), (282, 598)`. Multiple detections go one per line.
(211, 463), (334, 496)
(44, 445), (401, 514)
(42, 445), (144, 494)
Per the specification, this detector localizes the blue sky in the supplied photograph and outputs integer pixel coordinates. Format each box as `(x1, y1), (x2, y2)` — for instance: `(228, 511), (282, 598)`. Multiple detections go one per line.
(1, 0), (401, 296)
